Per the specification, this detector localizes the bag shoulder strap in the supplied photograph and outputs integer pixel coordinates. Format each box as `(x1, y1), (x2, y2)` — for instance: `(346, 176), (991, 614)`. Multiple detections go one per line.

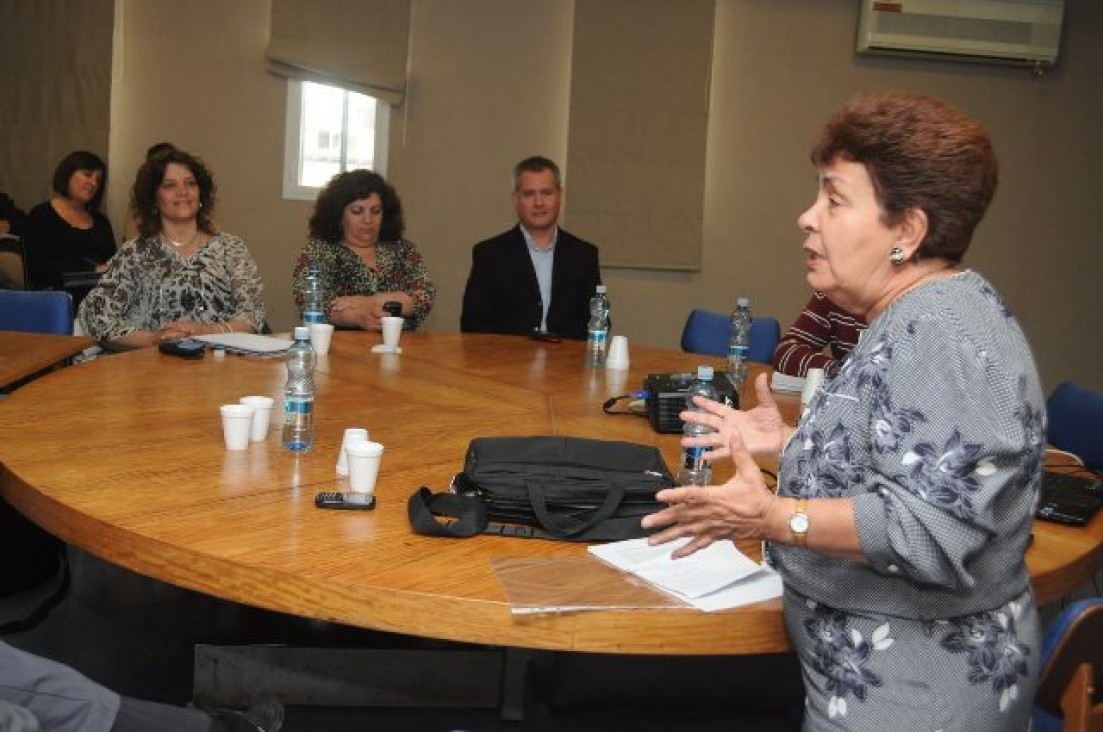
(407, 487), (564, 540)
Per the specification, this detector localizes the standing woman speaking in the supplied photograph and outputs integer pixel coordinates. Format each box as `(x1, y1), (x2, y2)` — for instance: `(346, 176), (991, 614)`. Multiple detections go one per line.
(78, 149), (266, 349)
(644, 92), (1045, 731)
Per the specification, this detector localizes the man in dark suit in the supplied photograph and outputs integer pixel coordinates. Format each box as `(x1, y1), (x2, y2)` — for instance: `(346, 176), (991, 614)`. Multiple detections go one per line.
(461, 156), (601, 340)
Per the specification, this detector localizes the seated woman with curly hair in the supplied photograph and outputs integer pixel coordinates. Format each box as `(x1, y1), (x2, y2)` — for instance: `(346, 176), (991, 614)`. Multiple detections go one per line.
(292, 169), (435, 330)
(78, 149), (266, 350)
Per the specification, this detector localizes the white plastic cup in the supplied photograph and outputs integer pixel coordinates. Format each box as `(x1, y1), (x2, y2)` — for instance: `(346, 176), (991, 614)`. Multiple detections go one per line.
(801, 368), (826, 409)
(309, 323), (335, 355)
(220, 404), (254, 451)
(381, 316), (404, 349)
(605, 335), (630, 370)
(239, 396), (274, 442)
(336, 427), (370, 476)
(346, 440), (384, 496)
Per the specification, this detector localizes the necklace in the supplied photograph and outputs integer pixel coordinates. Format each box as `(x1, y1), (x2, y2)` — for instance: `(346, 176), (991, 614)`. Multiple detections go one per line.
(163, 230), (202, 249)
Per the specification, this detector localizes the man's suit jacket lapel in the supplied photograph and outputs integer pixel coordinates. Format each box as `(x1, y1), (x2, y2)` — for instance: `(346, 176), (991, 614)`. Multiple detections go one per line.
(507, 225), (541, 303)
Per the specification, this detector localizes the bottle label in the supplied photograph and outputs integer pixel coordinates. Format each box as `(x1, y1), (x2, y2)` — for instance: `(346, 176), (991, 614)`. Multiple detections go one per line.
(285, 397), (314, 414)
(588, 329), (607, 345)
(303, 311), (325, 325)
(728, 344), (748, 358)
(682, 446), (707, 471)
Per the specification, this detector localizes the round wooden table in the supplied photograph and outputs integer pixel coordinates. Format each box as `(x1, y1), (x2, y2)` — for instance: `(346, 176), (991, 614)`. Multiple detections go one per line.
(0, 332), (1099, 656)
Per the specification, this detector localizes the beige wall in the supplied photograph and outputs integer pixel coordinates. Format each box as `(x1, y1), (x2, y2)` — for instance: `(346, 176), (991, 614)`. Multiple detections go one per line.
(104, 0), (1102, 392)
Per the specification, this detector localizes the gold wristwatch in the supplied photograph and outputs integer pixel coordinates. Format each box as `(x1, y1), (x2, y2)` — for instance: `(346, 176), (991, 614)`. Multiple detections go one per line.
(789, 498), (809, 546)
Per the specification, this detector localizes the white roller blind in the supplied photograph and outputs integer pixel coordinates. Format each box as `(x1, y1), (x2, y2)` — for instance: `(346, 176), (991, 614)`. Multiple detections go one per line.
(267, 0), (411, 106)
(566, 0), (715, 270)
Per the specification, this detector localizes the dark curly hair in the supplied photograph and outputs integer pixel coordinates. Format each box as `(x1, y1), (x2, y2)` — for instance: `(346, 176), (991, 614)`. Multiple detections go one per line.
(811, 92), (998, 263)
(308, 169), (405, 243)
(51, 151), (108, 211)
(130, 149), (218, 238)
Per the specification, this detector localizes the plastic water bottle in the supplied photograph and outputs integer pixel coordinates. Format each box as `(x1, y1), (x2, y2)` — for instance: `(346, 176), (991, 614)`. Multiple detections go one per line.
(727, 296), (753, 388)
(585, 284), (610, 367)
(302, 263), (325, 325)
(678, 365), (720, 486)
(282, 326), (317, 452)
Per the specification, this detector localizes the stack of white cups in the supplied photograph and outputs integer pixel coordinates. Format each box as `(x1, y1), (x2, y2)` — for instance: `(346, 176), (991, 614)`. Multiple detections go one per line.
(605, 335), (630, 370)
(338, 427), (385, 503)
(337, 428), (370, 476)
(219, 395), (275, 450)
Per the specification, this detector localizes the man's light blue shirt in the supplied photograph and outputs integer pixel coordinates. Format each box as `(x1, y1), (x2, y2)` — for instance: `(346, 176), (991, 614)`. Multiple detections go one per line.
(521, 225), (558, 333)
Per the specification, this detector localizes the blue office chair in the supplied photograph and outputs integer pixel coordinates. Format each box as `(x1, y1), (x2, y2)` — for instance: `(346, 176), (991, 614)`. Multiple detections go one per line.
(0, 289), (73, 335)
(680, 308), (781, 364)
(1032, 598), (1103, 732)
(1046, 381), (1103, 470)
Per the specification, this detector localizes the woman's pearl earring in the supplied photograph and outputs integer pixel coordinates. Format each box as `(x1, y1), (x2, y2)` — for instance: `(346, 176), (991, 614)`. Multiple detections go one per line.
(889, 247), (906, 265)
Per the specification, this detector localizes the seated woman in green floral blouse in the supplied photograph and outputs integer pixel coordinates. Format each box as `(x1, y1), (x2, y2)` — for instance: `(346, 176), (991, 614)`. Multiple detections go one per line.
(292, 169), (435, 331)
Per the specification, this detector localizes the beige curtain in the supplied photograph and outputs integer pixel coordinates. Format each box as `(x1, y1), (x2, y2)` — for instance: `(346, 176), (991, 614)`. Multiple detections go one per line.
(0, 0), (114, 213)
(566, 0), (715, 271)
(266, 0), (411, 106)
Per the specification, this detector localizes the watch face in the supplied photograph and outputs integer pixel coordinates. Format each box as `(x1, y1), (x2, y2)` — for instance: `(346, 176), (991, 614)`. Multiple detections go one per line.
(790, 513), (810, 534)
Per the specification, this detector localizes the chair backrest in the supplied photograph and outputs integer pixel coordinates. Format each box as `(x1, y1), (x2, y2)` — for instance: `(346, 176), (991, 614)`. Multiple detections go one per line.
(1047, 381), (1103, 470)
(680, 309), (781, 365)
(0, 234), (24, 289)
(1060, 663), (1103, 732)
(0, 289), (73, 335)
(1034, 598), (1103, 720)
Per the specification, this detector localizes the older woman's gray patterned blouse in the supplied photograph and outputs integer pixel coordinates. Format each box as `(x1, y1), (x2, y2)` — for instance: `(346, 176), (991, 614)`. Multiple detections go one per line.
(77, 234), (266, 340)
(772, 270), (1045, 621)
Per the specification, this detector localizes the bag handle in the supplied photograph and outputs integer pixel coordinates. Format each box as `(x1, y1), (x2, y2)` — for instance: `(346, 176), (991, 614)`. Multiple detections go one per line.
(407, 487), (487, 538)
(526, 481), (625, 538)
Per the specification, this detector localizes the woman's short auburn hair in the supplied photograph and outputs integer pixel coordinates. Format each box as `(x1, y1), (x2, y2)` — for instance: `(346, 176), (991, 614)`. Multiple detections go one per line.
(308, 169), (405, 243)
(811, 92), (998, 263)
(130, 149), (218, 239)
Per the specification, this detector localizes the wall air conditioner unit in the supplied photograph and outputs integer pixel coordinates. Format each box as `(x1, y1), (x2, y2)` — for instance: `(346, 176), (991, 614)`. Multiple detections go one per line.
(857, 0), (1065, 69)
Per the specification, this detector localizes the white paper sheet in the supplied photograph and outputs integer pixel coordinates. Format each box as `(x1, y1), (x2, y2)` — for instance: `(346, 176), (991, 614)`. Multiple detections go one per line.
(588, 537), (783, 612)
(770, 371), (806, 394)
(194, 333), (293, 355)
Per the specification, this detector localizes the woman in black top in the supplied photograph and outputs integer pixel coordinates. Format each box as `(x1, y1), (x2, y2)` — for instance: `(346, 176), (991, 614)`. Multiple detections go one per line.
(23, 150), (116, 295)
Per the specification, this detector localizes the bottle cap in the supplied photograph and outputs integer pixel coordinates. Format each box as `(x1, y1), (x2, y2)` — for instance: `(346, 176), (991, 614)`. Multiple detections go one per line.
(737, 297), (749, 307)
(596, 285), (607, 294)
(697, 364), (714, 380)
(294, 326), (310, 340)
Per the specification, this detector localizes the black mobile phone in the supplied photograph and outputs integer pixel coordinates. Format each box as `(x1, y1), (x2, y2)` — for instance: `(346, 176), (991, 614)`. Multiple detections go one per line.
(158, 338), (206, 359)
(530, 329), (562, 343)
(315, 491), (376, 510)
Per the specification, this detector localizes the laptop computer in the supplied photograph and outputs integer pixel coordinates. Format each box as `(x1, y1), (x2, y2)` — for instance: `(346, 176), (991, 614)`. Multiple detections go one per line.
(1035, 471), (1103, 526)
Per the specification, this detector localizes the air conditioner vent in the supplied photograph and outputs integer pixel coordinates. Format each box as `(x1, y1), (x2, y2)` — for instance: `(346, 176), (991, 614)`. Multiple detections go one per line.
(858, 0), (1064, 67)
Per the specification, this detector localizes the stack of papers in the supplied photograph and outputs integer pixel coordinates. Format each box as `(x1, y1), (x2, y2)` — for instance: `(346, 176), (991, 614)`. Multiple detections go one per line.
(194, 332), (293, 356)
(770, 371), (806, 394)
(588, 537), (782, 612)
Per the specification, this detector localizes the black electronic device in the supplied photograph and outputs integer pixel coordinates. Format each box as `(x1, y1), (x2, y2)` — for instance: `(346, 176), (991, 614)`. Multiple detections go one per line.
(158, 338), (206, 359)
(530, 329), (563, 343)
(315, 491), (376, 510)
(643, 371), (739, 434)
(382, 301), (402, 317)
(1035, 472), (1102, 526)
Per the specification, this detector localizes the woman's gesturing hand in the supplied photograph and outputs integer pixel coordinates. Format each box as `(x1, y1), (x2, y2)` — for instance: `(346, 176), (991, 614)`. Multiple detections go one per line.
(641, 428), (781, 559)
(679, 372), (791, 462)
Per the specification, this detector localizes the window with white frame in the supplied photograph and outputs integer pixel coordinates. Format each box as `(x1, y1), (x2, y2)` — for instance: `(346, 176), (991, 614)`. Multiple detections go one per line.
(282, 80), (390, 201)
